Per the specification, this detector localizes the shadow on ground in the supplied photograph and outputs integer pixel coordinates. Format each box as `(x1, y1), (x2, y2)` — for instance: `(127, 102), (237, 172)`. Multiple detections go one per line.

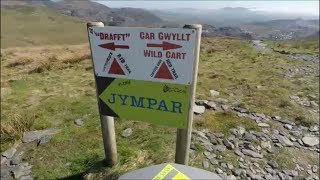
(57, 159), (120, 180)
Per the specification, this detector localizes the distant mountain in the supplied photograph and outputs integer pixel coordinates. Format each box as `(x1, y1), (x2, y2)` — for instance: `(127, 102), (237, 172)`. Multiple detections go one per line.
(153, 7), (318, 27)
(153, 7), (319, 40)
(1, 0), (163, 27)
(2, 1), (318, 40)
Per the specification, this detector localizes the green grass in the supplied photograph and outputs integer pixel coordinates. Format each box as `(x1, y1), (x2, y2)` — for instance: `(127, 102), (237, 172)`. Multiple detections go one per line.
(194, 111), (260, 134)
(266, 38), (320, 55)
(197, 37), (319, 126)
(1, 6), (87, 48)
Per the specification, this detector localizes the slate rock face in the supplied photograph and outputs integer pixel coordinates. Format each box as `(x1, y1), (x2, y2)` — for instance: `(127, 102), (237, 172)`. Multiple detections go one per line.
(0, 166), (9, 178)
(22, 129), (60, 143)
(1, 144), (18, 158)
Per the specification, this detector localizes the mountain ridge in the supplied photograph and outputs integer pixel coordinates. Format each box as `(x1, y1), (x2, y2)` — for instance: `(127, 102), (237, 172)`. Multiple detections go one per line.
(1, 0), (163, 27)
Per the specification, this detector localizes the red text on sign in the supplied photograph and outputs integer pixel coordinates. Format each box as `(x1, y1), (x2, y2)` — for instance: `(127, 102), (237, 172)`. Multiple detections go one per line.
(144, 50), (186, 60)
(95, 32), (130, 41)
(140, 32), (191, 41)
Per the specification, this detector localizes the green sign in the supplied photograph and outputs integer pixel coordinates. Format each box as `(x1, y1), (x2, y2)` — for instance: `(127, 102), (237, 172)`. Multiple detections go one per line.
(99, 78), (190, 128)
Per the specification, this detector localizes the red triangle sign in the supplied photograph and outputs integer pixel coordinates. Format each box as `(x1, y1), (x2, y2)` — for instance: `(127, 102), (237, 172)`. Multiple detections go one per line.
(108, 58), (125, 75)
(154, 61), (174, 80)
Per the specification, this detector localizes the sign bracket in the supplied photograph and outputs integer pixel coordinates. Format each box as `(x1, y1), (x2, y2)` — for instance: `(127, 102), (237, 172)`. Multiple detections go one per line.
(175, 24), (202, 165)
(87, 22), (118, 166)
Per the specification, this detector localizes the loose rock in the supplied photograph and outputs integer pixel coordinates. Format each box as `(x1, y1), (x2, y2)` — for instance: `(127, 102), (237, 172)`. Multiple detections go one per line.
(193, 104), (205, 114)
(204, 101), (217, 110)
(10, 157), (20, 166)
(244, 133), (256, 141)
(203, 151), (211, 157)
(267, 160), (279, 169)
(246, 170), (256, 179)
(216, 168), (223, 174)
(122, 128), (133, 138)
(190, 143), (197, 150)
(232, 169), (242, 176)
(272, 116), (281, 121)
(309, 125), (319, 132)
(261, 141), (272, 149)
(312, 165), (318, 173)
(209, 158), (218, 165)
(212, 145), (226, 152)
(20, 175), (33, 180)
(223, 139), (235, 149)
(284, 124), (293, 130)
(37, 135), (51, 146)
(242, 149), (263, 159)
(0, 167), (9, 178)
(202, 160), (209, 169)
(22, 129), (60, 143)
(233, 107), (248, 113)
(234, 149), (244, 157)
(227, 175), (236, 180)
(74, 119), (84, 126)
(209, 90), (220, 97)
(258, 123), (270, 128)
(238, 127), (246, 136)
(1, 144), (18, 158)
(302, 136), (319, 147)
(227, 163), (234, 170)
(277, 135), (293, 147)
(221, 105), (229, 111)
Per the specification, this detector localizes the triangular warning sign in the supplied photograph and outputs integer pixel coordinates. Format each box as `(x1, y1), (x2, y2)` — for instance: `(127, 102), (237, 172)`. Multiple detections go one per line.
(108, 58), (125, 75)
(154, 61), (174, 80)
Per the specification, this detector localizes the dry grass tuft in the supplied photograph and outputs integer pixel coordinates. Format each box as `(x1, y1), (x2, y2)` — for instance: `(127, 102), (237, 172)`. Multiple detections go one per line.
(6, 58), (32, 68)
(1, 112), (35, 142)
(62, 54), (91, 64)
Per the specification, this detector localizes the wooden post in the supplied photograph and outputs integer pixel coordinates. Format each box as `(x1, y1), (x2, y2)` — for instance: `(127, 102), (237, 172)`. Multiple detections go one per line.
(86, 22), (118, 166)
(175, 24), (202, 165)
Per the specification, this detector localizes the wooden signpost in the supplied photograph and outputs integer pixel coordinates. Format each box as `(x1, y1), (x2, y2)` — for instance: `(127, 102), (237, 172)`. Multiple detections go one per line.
(87, 22), (202, 166)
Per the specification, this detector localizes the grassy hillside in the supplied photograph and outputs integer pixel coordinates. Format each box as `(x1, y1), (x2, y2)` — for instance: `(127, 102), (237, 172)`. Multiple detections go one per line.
(1, 37), (318, 179)
(1, 6), (87, 48)
(266, 38), (320, 55)
(1, 5), (319, 179)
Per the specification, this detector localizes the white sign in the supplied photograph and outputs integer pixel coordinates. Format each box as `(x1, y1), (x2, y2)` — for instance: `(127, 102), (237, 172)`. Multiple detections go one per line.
(88, 26), (196, 85)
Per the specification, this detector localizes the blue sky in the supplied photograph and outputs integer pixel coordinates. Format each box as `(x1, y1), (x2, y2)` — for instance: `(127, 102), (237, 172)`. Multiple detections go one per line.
(96, 1), (319, 15)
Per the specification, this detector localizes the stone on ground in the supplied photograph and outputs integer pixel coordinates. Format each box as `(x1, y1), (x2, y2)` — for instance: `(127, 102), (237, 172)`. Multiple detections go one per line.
(22, 129), (60, 143)
(302, 136), (319, 147)
(122, 128), (133, 138)
(202, 159), (209, 169)
(267, 160), (279, 169)
(277, 135), (293, 147)
(74, 119), (84, 126)
(209, 90), (220, 97)
(258, 123), (270, 128)
(223, 139), (235, 149)
(193, 104), (205, 114)
(1, 144), (18, 158)
(241, 149), (263, 159)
